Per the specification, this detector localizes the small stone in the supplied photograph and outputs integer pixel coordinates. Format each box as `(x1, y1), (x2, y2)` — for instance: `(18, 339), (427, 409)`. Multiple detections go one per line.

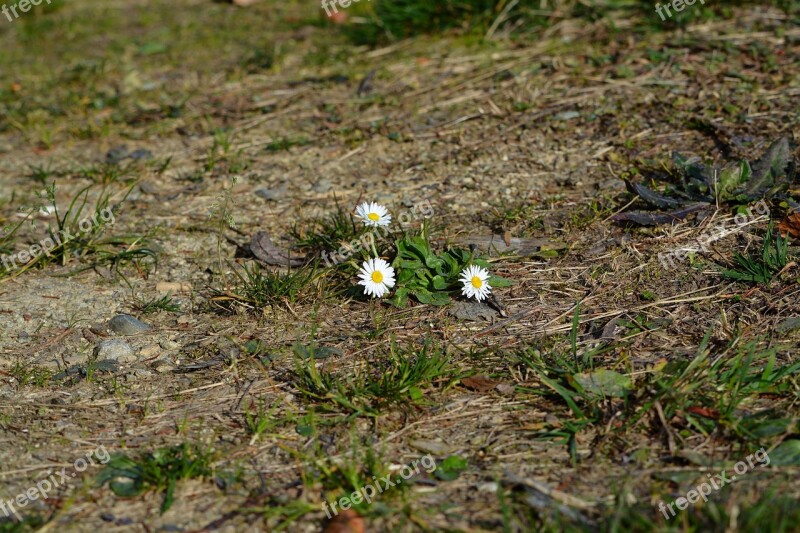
(108, 314), (152, 335)
(477, 482), (499, 493)
(139, 344), (160, 358)
(160, 340), (180, 350)
(105, 145), (129, 164)
(94, 339), (137, 363)
(155, 282), (191, 294)
(312, 179), (332, 193)
(495, 383), (516, 395)
(449, 301), (497, 322)
(155, 364), (174, 373)
(129, 148), (153, 160)
(254, 187), (286, 201)
(409, 439), (450, 456)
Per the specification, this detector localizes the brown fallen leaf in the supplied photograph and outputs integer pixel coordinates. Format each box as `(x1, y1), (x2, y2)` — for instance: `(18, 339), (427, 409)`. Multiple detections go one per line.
(686, 406), (720, 419)
(324, 509), (365, 533)
(250, 231), (305, 267)
(461, 375), (499, 392)
(455, 234), (566, 257)
(778, 212), (800, 238)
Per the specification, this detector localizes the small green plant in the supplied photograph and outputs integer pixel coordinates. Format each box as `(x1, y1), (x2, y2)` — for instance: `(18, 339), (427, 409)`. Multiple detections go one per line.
(389, 227), (511, 307)
(205, 129), (248, 173)
(1, 182), (156, 281)
(289, 200), (361, 255)
(295, 340), (454, 418)
(215, 262), (323, 311)
(722, 221), (789, 285)
(264, 136), (309, 152)
(433, 455), (468, 481)
(244, 399), (279, 445)
(8, 362), (52, 387)
(134, 293), (181, 314)
(615, 137), (795, 225)
(97, 443), (215, 513)
(208, 176), (238, 281)
(0, 514), (47, 532)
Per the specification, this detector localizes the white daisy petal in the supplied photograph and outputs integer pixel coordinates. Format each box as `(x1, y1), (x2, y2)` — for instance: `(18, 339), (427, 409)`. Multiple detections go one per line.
(355, 201), (392, 227)
(459, 265), (492, 302)
(356, 257), (396, 299)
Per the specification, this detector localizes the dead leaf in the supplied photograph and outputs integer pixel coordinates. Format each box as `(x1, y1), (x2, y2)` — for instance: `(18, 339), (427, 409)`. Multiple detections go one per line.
(456, 234), (566, 257)
(778, 212), (800, 238)
(686, 406), (720, 419)
(495, 383), (516, 395)
(449, 300), (498, 322)
(324, 509), (365, 533)
(462, 375), (499, 392)
(250, 231), (305, 267)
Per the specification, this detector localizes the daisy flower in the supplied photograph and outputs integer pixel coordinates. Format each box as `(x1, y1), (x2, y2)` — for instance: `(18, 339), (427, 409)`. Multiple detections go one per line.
(357, 258), (396, 298)
(459, 265), (492, 302)
(355, 202), (391, 227)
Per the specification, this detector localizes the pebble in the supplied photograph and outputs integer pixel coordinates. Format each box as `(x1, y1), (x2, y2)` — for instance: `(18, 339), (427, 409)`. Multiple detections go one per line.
(312, 179), (333, 193)
(254, 186), (287, 201)
(108, 314), (152, 335)
(139, 344), (160, 358)
(155, 281), (191, 294)
(409, 439), (451, 456)
(94, 339), (137, 363)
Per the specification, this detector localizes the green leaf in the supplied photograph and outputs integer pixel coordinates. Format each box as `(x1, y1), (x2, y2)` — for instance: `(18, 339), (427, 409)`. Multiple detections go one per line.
(389, 287), (410, 308)
(408, 386), (423, 401)
(434, 455), (469, 481)
(413, 289), (450, 306)
(572, 369), (632, 398)
(488, 275), (513, 288)
(296, 424), (314, 437)
(768, 440), (800, 466)
(717, 161), (750, 201)
(432, 275), (449, 290)
(736, 137), (792, 200)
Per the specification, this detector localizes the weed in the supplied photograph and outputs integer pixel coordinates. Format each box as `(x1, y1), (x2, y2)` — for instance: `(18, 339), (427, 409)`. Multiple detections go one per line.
(264, 136), (310, 152)
(295, 339), (455, 418)
(7, 362), (52, 387)
(244, 399), (280, 445)
(390, 223), (511, 307)
(290, 200), (361, 256)
(213, 262), (323, 311)
(722, 220), (789, 285)
(134, 293), (181, 314)
(205, 129), (249, 173)
(97, 443), (215, 514)
(1, 182), (157, 282)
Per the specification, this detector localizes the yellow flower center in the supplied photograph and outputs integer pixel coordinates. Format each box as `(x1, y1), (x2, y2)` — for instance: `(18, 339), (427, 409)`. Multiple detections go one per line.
(372, 271), (384, 283)
(368, 212), (380, 221)
(471, 276), (483, 289)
